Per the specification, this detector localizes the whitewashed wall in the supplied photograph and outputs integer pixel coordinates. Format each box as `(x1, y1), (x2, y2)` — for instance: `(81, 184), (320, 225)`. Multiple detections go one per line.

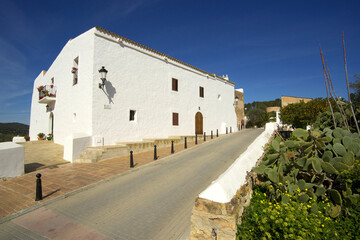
(30, 27), (238, 150)
(29, 29), (95, 145)
(92, 30), (237, 145)
(0, 142), (24, 178)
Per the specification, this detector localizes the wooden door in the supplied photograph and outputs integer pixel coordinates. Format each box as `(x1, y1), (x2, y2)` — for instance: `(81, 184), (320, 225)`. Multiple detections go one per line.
(195, 112), (203, 134)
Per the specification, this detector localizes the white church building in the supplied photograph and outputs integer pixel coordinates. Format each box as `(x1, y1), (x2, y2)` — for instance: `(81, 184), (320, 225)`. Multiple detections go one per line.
(29, 27), (238, 162)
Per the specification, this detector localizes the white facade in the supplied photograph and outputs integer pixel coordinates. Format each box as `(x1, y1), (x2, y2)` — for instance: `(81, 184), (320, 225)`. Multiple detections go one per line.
(29, 27), (238, 161)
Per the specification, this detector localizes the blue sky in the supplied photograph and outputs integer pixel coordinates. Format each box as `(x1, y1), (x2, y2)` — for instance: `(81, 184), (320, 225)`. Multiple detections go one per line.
(0, 0), (359, 124)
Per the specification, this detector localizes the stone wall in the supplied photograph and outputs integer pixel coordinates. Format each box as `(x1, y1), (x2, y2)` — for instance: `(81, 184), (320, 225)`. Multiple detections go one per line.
(281, 96), (312, 108)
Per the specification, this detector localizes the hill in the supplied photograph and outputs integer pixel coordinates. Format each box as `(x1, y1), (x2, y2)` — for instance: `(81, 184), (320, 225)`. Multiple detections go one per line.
(0, 122), (29, 142)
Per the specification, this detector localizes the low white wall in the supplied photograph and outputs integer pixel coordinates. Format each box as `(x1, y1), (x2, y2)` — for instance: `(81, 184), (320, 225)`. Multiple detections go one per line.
(12, 136), (26, 143)
(199, 122), (277, 203)
(0, 142), (24, 178)
(63, 133), (92, 162)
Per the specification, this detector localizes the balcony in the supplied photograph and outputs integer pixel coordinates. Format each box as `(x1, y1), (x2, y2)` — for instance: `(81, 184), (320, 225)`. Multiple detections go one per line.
(38, 85), (57, 104)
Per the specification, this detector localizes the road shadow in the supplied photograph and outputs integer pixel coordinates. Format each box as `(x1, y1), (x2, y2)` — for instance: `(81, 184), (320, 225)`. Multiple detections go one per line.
(43, 189), (61, 199)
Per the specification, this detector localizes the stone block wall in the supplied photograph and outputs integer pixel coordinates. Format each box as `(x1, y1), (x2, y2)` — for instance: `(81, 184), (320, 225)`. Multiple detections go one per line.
(190, 171), (257, 239)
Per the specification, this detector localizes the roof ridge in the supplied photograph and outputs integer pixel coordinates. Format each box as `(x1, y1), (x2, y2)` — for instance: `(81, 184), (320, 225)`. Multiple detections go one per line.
(95, 26), (233, 84)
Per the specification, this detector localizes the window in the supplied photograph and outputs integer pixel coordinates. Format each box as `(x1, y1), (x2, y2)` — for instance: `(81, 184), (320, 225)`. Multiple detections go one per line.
(130, 110), (136, 121)
(172, 112), (179, 126)
(73, 57), (79, 85)
(199, 86), (204, 98)
(172, 78), (178, 91)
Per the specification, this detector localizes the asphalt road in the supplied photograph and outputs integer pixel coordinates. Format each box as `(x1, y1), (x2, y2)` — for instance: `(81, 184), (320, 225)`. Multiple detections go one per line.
(0, 129), (263, 240)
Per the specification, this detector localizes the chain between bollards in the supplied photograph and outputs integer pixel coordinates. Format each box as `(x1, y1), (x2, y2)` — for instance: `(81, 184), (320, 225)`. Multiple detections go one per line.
(204, 132), (206, 142)
(35, 173), (42, 201)
(130, 150), (134, 168)
(154, 145), (157, 160)
(195, 134), (198, 144)
(184, 137), (187, 149)
(211, 130), (213, 139)
(171, 140), (174, 154)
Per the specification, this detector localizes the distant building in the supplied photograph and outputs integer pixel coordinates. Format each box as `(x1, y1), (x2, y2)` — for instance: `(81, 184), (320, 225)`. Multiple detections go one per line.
(29, 27), (239, 162)
(234, 89), (245, 129)
(281, 96), (312, 108)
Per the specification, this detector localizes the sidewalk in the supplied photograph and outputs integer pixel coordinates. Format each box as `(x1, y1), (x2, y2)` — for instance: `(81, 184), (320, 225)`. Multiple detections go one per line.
(0, 137), (213, 220)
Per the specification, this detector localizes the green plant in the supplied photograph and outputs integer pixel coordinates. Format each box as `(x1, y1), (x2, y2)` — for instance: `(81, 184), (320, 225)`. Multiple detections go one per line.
(37, 133), (45, 139)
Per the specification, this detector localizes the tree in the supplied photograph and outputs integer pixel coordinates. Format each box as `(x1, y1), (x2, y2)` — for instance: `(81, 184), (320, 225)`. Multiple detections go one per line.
(280, 98), (328, 128)
(350, 74), (360, 105)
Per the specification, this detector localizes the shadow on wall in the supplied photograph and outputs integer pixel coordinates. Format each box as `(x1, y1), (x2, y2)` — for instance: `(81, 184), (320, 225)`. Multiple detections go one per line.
(104, 81), (116, 104)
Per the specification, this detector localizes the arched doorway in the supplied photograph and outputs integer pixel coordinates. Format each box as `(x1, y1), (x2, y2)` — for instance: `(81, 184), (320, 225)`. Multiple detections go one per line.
(49, 112), (54, 139)
(195, 112), (203, 134)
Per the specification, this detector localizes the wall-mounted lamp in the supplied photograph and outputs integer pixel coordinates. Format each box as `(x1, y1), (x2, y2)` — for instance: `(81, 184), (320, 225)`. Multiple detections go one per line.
(98, 66), (108, 89)
(235, 96), (239, 103)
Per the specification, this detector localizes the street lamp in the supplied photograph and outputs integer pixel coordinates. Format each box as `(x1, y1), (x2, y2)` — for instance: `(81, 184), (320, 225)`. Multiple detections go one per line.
(98, 66), (108, 89)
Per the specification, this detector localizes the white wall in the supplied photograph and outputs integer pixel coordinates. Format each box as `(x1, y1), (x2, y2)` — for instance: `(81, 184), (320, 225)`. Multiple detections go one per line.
(30, 27), (238, 150)
(63, 133), (92, 162)
(0, 142), (24, 178)
(29, 29), (95, 145)
(91, 30), (237, 145)
(199, 122), (277, 203)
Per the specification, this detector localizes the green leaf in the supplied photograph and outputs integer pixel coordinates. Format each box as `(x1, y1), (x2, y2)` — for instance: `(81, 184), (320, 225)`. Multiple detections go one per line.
(321, 162), (338, 175)
(282, 195), (290, 204)
(342, 151), (354, 166)
(333, 162), (350, 172)
(285, 140), (296, 148)
(333, 128), (343, 138)
(328, 189), (342, 206)
(272, 140), (280, 152)
(253, 165), (266, 174)
(333, 143), (346, 156)
(289, 184), (299, 195)
(322, 150), (333, 160)
(342, 136), (353, 149)
(266, 168), (279, 184)
(298, 179), (306, 190)
(311, 157), (322, 173)
(348, 143), (360, 155)
(320, 136), (332, 143)
(310, 203), (319, 214)
(298, 193), (310, 202)
(295, 157), (307, 168)
(315, 187), (326, 196)
(328, 205), (341, 218)
(293, 129), (309, 139)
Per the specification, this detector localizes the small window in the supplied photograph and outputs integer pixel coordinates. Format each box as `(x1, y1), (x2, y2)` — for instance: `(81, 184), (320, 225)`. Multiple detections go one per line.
(172, 78), (178, 91)
(51, 77), (54, 84)
(199, 86), (204, 98)
(172, 112), (179, 126)
(73, 57), (79, 85)
(130, 110), (136, 121)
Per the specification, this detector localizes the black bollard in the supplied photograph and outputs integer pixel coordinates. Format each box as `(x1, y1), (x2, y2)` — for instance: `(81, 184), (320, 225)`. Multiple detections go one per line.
(230, 127), (232, 133)
(130, 151), (134, 168)
(35, 173), (42, 201)
(204, 132), (206, 142)
(216, 129), (218, 137)
(211, 130), (213, 139)
(195, 134), (198, 144)
(185, 137), (187, 149)
(171, 140), (174, 154)
(154, 145), (157, 160)
(226, 127), (228, 134)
